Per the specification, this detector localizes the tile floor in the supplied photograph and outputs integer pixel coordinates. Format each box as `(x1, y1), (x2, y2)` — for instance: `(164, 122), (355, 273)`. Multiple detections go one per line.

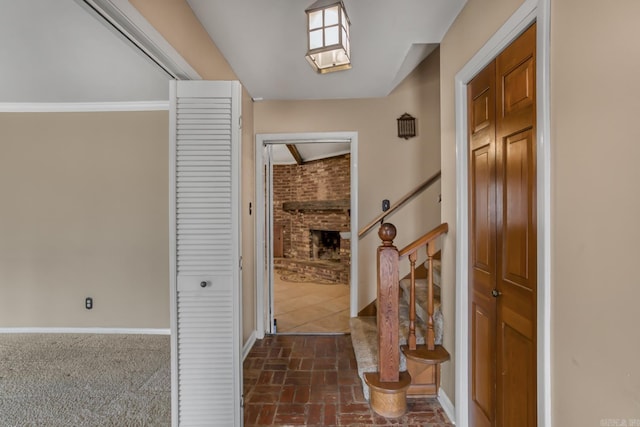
(274, 270), (350, 333)
(243, 335), (453, 426)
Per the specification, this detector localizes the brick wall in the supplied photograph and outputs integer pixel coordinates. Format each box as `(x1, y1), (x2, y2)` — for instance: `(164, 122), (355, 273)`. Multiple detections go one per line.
(273, 154), (351, 278)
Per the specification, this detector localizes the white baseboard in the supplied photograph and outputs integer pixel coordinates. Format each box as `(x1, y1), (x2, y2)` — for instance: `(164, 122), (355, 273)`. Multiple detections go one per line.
(0, 327), (170, 335)
(438, 388), (456, 425)
(242, 330), (257, 361)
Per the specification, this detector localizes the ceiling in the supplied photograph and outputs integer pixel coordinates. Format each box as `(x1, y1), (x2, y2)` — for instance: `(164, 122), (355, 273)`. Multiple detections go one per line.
(269, 142), (351, 165)
(187, 0), (466, 100)
(0, 0), (465, 104)
(0, 0), (170, 103)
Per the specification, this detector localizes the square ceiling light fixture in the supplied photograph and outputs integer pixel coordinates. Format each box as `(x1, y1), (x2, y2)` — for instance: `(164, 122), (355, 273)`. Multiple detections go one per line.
(305, 0), (351, 74)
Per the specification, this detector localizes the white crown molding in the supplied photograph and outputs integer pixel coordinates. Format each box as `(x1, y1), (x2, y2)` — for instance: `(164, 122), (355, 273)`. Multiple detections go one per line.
(0, 327), (170, 335)
(77, 0), (200, 80)
(0, 101), (169, 113)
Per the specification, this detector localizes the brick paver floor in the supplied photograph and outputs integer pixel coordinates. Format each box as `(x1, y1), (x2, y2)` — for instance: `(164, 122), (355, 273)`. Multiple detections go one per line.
(243, 334), (453, 426)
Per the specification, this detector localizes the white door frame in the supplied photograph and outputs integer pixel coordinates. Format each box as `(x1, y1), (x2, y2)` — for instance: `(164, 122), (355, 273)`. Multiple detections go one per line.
(255, 132), (358, 338)
(453, 0), (551, 425)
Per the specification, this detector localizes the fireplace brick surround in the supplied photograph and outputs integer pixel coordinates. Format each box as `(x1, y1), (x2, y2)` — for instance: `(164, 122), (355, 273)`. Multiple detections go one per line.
(273, 154), (350, 284)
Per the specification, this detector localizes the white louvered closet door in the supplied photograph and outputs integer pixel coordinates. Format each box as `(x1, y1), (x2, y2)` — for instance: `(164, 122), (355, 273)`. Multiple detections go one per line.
(170, 80), (242, 427)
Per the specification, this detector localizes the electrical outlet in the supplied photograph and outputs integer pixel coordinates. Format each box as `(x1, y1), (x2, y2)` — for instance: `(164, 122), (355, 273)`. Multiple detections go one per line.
(85, 297), (93, 310)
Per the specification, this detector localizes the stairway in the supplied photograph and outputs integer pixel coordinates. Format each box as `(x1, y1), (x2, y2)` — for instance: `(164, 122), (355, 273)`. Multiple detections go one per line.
(350, 262), (444, 401)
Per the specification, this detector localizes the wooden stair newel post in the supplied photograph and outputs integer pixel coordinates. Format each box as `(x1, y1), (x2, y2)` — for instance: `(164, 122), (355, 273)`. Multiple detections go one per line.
(377, 223), (400, 382)
(364, 223), (411, 418)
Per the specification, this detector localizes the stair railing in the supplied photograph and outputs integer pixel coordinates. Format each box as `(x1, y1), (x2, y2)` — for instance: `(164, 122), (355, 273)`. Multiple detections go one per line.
(358, 171), (441, 239)
(397, 223), (448, 351)
(375, 221), (448, 381)
(368, 221), (449, 417)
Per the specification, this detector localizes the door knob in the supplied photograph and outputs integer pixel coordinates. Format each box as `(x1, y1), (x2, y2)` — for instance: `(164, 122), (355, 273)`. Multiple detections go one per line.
(491, 289), (502, 297)
(200, 281), (207, 288)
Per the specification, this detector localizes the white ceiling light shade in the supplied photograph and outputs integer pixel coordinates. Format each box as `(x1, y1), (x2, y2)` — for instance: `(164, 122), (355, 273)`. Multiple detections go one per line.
(305, 0), (351, 74)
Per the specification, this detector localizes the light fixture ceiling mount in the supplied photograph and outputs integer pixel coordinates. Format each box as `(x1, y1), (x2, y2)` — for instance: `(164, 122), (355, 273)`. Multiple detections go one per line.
(305, 0), (351, 74)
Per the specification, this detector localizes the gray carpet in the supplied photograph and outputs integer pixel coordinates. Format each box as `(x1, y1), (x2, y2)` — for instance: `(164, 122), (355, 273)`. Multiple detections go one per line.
(0, 334), (170, 426)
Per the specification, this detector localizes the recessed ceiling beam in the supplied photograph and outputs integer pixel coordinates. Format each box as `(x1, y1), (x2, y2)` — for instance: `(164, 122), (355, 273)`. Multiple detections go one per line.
(286, 144), (304, 165)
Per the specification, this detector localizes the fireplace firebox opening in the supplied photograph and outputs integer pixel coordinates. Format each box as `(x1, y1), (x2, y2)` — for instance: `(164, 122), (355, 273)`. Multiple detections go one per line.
(310, 229), (341, 261)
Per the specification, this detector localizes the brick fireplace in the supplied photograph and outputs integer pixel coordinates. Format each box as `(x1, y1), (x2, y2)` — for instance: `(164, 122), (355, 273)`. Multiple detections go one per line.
(272, 154), (350, 284)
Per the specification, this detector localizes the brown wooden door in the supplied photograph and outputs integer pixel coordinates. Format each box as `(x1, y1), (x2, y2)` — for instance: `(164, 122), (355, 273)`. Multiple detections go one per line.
(495, 23), (537, 427)
(468, 23), (537, 427)
(468, 59), (498, 427)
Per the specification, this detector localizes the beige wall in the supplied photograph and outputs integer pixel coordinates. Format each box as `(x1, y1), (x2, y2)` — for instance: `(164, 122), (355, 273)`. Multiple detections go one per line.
(551, 0), (640, 424)
(434, 0), (525, 401)
(254, 49), (442, 312)
(130, 0), (236, 81)
(0, 111), (169, 328)
(131, 0), (257, 344)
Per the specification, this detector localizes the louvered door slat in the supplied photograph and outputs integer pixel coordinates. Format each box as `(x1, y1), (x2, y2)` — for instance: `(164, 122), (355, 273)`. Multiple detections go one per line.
(170, 81), (241, 426)
(177, 291), (233, 425)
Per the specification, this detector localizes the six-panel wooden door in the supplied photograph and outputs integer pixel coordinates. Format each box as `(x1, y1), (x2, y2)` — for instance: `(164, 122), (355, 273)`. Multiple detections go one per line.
(468, 23), (537, 427)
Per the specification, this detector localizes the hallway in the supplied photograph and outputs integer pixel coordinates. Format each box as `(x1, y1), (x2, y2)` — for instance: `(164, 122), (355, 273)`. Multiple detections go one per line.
(243, 335), (452, 426)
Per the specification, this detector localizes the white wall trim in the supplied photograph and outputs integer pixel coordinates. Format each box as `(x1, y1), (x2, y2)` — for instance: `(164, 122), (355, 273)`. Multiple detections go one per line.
(77, 0), (201, 80)
(0, 327), (170, 335)
(438, 388), (457, 425)
(168, 81), (179, 426)
(453, 0), (551, 426)
(536, 2), (552, 426)
(0, 101), (169, 113)
(242, 330), (257, 361)
(255, 132), (359, 338)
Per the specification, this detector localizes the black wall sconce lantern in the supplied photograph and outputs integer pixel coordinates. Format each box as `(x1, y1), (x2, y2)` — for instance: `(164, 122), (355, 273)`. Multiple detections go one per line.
(397, 113), (416, 139)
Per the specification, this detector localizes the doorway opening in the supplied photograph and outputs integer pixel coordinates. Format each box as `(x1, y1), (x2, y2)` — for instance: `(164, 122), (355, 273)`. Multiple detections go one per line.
(255, 132), (358, 337)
